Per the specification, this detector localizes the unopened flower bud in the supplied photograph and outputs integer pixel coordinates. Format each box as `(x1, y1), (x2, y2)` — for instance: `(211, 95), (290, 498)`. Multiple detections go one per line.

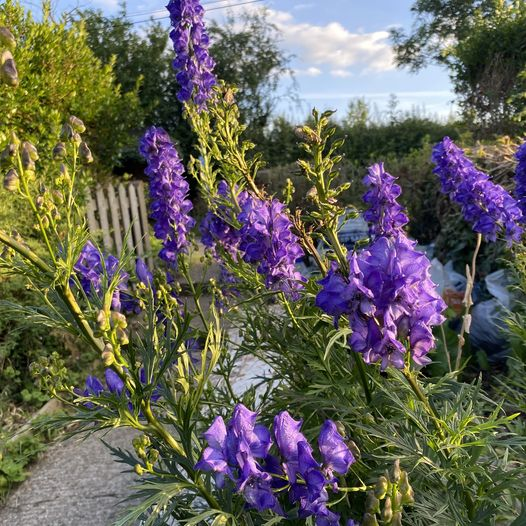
(116, 327), (129, 345)
(382, 497), (393, 523)
(40, 215), (49, 228)
(134, 464), (145, 476)
(365, 491), (380, 514)
(101, 346), (114, 367)
(394, 490), (402, 507)
(97, 309), (110, 330)
(361, 513), (379, 526)
(391, 459), (401, 482)
(0, 27), (16, 51)
(110, 311), (128, 329)
(375, 476), (389, 499)
(148, 449), (159, 464)
(60, 123), (74, 140)
(52, 142), (67, 159)
(21, 142), (38, 170)
(347, 440), (360, 460)
(52, 190), (64, 203)
(0, 143), (17, 163)
(0, 50), (18, 87)
(3, 168), (19, 191)
(306, 186), (318, 200)
(79, 142), (93, 163)
(68, 115), (86, 134)
(35, 195), (44, 209)
(72, 132), (82, 146)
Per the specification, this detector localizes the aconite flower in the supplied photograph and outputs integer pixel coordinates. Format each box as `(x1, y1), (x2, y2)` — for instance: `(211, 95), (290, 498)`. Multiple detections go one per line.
(432, 137), (523, 244)
(139, 126), (195, 265)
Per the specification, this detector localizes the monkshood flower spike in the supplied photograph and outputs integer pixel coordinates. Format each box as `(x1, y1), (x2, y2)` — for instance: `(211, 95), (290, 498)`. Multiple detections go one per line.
(515, 140), (526, 218)
(432, 137), (523, 244)
(139, 126), (195, 265)
(316, 163), (446, 369)
(363, 162), (409, 238)
(166, 0), (217, 109)
(196, 404), (355, 525)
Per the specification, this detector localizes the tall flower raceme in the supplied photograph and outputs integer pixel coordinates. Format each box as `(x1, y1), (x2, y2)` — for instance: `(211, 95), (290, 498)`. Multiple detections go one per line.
(316, 163), (446, 369)
(515, 140), (526, 218)
(432, 137), (523, 244)
(363, 163), (409, 238)
(196, 404), (355, 525)
(166, 0), (217, 109)
(238, 195), (305, 298)
(139, 126), (195, 266)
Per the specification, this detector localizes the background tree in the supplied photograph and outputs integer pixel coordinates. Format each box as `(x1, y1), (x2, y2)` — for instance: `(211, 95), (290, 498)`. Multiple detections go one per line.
(391, 0), (526, 134)
(209, 9), (296, 143)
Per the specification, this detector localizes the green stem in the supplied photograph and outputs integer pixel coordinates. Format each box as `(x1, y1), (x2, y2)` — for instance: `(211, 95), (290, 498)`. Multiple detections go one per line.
(352, 352), (372, 404)
(403, 369), (446, 442)
(455, 233), (482, 372)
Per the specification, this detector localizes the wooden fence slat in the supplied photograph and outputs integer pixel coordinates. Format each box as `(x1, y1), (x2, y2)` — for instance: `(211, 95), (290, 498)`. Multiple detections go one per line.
(85, 189), (99, 232)
(106, 184), (123, 255)
(95, 186), (113, 251)
(118, 183), (134, 252)
(137, 181), (153, 269)
(128, 183), (144, 258)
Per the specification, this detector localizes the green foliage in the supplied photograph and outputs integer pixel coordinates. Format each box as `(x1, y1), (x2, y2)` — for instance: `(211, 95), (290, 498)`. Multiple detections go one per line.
(391, 0), (526, 134)
(0, 434), (45, 499)
(209, 9), (295, 143)
(0, 0), (141, 171)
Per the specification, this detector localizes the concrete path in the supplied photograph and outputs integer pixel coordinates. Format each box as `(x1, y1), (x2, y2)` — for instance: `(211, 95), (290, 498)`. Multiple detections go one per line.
(0, 328), (271, 526)
(0, 427), (139, 526)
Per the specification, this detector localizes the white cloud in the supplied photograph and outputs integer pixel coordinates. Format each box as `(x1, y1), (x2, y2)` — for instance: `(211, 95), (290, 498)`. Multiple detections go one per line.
(331, 69), (353, 78)
(302, 90), (453, 100)
(265, 10), (395, 73)
(205, 4), (395, 74)
(295, 67), (322, 77)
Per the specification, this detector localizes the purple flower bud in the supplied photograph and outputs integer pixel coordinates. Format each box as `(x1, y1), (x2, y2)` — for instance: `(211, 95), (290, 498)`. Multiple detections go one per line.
(105, 369), (124, 395)
(136, 258), (153, 287)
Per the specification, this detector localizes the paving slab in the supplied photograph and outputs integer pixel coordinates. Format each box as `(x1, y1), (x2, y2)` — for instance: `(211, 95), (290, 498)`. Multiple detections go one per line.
(0, 427), (139, 526)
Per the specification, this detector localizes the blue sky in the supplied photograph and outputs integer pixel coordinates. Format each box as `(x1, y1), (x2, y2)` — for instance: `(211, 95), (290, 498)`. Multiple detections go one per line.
(27, 0), (457, 122)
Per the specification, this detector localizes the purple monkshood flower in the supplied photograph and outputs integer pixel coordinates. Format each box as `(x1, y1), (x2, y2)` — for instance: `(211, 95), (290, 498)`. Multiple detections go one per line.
(136, 258), (153, 287)
(73, 241), (129, 312)
(515, 141), (526, 218)
(363, 162), (409, 238)
(316, 233), (446, 369)
(140, 127), (195, 265)
(166, 0), (217, 109)
(432, 137), (523, 244)
(318, 420), (354, 480)
(201, 182), (305, 298)
(200, 181), (248, 258)
(196, 406), (356, 520)
(238, 195), (305, 298)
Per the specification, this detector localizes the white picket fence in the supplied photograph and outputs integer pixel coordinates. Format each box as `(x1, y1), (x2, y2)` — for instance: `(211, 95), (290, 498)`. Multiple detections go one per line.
(85, 180), (153, 268)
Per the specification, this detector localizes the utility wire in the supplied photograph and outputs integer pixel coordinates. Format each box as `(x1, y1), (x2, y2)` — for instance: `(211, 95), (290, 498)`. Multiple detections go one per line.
(125, 0), (233, 18)
(129, 0), (265, 25)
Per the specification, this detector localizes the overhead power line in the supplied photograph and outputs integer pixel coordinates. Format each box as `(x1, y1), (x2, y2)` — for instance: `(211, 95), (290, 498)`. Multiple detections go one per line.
(129, 0), (265, 25)
(126, 0), (231, 18)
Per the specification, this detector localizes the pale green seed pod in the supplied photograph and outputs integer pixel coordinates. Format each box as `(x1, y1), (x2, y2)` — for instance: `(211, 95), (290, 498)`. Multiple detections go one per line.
(383, 496), (393, 523)
(361, 513), (379, 526)
(3, 168), (19, 192)
(0, 27), (16, 50)
(391, 511), (402, 526)
(365, 491), (380, 514)
(68, 115), (86, 133)
(375, 475), (389, 499)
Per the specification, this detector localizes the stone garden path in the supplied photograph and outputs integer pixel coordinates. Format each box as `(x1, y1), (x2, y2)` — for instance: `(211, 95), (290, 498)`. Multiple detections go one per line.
(0, 333), (270, 526)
